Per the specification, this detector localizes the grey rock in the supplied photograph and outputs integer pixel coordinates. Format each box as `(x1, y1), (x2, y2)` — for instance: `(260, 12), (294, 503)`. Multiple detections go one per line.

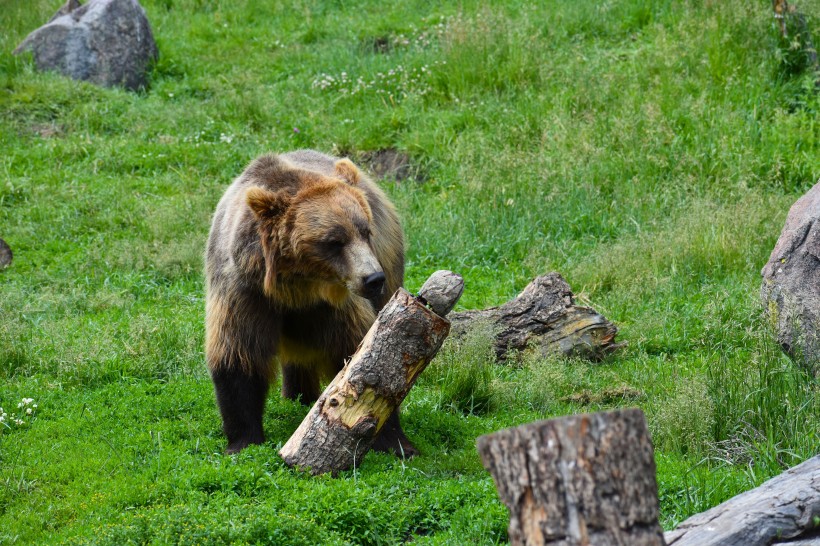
(14, 0), (158, 91)
(761, 180), (820, 372)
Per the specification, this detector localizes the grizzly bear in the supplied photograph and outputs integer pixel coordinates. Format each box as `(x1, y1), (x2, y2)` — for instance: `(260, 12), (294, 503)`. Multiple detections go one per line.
(205, 149), (416, 456)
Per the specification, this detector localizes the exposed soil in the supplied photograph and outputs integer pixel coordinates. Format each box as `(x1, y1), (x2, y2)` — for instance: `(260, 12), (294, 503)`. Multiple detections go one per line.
(360, 148), (426, 183)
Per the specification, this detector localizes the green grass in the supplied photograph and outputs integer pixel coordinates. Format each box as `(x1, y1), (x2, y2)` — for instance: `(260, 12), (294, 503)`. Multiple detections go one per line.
(1, 0), (819, 543)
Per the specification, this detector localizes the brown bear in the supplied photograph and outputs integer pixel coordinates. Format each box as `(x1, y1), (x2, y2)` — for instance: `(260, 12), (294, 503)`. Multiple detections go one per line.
(205, 149), (416, 456)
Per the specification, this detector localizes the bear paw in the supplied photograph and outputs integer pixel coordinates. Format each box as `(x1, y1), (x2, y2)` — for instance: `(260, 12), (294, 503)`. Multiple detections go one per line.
(371, 428), (419, 458)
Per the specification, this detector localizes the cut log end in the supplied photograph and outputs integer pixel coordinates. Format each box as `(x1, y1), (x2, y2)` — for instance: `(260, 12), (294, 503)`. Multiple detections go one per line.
(418, 270), (464, 316)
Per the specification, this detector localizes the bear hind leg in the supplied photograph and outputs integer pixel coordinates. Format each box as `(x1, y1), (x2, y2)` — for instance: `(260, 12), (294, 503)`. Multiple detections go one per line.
(371, 408), (419, 458)
(281, 363), (321, 405)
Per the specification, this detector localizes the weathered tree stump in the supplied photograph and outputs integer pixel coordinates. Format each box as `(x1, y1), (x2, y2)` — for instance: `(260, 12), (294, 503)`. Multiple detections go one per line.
(279, 270), (463, 475)
(665, 454), (820, 546)
(477, 408), (665, 546)
(450, 273), (622, 361)
(0, 238), (12, 269)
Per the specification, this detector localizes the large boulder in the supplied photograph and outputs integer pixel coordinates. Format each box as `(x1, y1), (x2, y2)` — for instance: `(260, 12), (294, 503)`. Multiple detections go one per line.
(13, 0), (158, 91)
(761, 180), (820, 372)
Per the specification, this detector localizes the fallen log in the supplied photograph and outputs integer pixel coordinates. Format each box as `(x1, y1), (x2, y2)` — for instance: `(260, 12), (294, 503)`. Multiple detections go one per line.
(664, 454), (820, 546)
(450, 273), (622, 361)
(279, 270), (464, 475)
(477, 408), (665, 546)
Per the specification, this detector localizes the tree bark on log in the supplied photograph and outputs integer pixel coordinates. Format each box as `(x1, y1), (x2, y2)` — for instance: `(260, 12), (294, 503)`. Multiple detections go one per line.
(477, 408), (665, 546)
(279, 270), (464, 475)
(664, 455), (820, 546)
(450, 273), (622, 362)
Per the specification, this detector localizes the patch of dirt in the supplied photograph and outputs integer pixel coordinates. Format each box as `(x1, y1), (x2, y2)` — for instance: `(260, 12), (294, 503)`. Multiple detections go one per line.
(361, 35), (393, 54)
(30, 122), (64, 138)
(562, 385), (644, 405)
(0, 238), (12, 269)
(359, 148), (426, 183)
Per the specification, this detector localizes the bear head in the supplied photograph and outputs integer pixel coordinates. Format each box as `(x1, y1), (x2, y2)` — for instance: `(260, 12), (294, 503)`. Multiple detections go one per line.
(245, 159), (386, 308)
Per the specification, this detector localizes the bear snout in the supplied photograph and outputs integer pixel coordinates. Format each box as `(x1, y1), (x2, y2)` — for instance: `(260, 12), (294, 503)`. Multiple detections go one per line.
(362, 271), (386, 300)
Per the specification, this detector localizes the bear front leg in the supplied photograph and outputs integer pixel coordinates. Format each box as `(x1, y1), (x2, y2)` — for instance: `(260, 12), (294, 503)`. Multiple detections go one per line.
(210, 367), (269, 454)
(205, 288), (280, 453)
(371, 407), (419, 458)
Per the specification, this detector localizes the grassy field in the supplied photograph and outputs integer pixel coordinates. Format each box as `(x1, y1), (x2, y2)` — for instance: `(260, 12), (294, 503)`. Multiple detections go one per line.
(1, 0), (819, 544)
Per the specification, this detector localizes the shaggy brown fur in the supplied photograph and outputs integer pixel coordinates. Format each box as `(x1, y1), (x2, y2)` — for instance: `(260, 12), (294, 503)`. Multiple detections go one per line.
(205, 150), (414, 455)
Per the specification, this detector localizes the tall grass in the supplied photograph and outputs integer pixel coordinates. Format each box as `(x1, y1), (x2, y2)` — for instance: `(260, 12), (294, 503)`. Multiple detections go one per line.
(422, 321), (499, 416)
(707, 312), (819, 475)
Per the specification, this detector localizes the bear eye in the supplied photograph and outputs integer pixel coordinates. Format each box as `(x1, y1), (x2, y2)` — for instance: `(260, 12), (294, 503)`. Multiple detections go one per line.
(320, 227), (348, 251)
(321, 236), (347, 252)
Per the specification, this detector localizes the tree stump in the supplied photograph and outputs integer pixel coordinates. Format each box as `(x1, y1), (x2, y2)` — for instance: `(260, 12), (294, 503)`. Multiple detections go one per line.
(279, 270), (464, 475)
(665, 454), (820, 546)
(450, 273), (622, 362)
(477, 408), (665, 546)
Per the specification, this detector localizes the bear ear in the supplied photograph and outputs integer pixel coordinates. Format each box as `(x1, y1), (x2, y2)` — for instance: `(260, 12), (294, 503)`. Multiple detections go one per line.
(246, 186), (291, 220)
(334, 158), (361, 185)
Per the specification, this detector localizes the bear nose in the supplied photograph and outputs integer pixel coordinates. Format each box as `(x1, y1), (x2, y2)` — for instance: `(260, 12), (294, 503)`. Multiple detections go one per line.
(362, 272), (386, 298)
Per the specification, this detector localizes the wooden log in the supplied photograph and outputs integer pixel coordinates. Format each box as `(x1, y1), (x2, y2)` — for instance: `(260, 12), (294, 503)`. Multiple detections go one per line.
(664, 455), (820, 546)
(450, 273), (622, 361)
(477, 408), (665, 546)
(279, 270), (464, 475)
